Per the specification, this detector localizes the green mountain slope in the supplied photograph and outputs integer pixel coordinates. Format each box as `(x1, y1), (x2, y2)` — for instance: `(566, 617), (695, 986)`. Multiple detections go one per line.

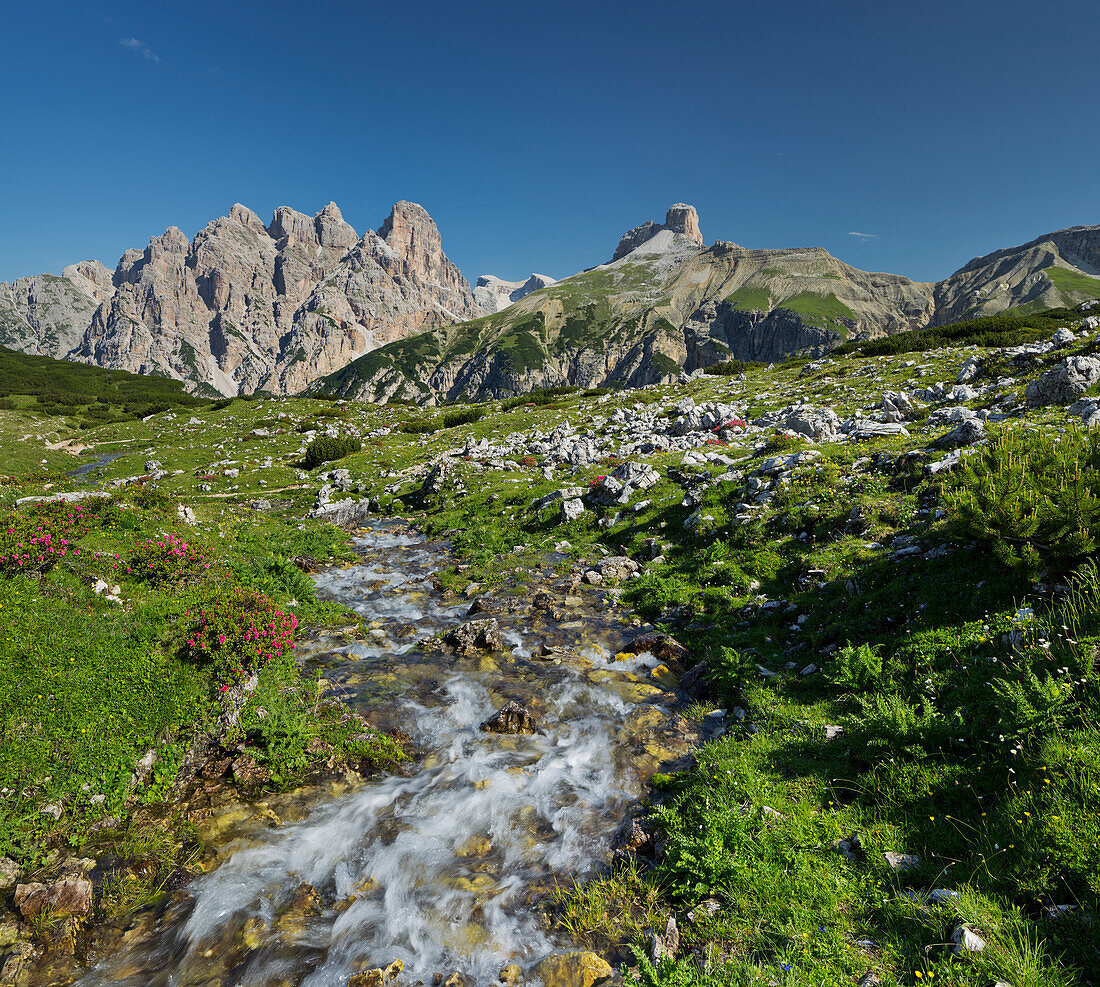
(316, 233), (934, 401)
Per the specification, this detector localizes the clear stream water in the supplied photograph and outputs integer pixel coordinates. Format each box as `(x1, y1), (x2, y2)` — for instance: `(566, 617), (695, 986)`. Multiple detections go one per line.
(81, 524), (688, 986)
(64, 451), (129, 484)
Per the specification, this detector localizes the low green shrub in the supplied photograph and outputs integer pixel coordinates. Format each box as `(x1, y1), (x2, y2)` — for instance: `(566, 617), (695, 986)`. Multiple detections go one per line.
(706, 358), (757, 376)
(944, 424), (1100, 574)
(500, 386), (578, 411)
(834, 307), (1078, 357)
(397, 418), (437, 434)
(439, 407), (486, 428)
(303, 435), (362, 468)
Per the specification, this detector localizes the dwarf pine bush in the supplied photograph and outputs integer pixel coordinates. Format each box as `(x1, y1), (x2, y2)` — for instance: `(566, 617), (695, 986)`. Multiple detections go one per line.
(943, 424), (1100, 574)
(303, 435), (361, 468)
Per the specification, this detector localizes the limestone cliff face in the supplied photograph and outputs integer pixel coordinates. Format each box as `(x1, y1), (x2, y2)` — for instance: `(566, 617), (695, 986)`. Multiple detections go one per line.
(611, 204), (703, 261)
(0, 261), (113, 356)
(4, 202), (1098, 400)
(268, 208), (486, 395)
(0, 201), (484, 396)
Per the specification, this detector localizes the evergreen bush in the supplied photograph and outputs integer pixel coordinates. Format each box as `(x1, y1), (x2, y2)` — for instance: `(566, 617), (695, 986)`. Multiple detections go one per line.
(303, 435), (361, 468)
(943, 424), (1100, 574)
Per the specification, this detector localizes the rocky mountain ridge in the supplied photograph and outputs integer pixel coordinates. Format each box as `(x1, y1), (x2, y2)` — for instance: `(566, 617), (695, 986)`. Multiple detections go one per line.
(0, 201), (484, 396)
(314, 208), (1100, 402)
(2, 202), (1098, 400)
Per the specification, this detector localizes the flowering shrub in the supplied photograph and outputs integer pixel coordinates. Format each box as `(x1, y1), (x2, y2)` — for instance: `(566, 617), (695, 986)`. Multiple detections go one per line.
(124, 534), (213, 586)
(0, 504), (90, 574)
(184, 587), (298, 683)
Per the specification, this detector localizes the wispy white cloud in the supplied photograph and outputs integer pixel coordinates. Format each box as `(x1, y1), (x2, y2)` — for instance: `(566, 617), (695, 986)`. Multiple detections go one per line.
(847, 231), (877, 240)
(119, 37), (160, 62)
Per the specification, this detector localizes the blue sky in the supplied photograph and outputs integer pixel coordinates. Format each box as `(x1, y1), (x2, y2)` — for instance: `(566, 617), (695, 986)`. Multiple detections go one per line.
(2, 0), (1098, 286)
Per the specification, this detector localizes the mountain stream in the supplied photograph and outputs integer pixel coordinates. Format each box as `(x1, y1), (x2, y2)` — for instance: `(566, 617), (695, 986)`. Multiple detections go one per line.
(80, 523), (694, 986)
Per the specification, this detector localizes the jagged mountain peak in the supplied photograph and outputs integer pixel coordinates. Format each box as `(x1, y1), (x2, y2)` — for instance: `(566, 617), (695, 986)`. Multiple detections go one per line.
(612, 203), (704, 262)
(378, 200), (435, 235)
(0, 199), (484, 397)
(228, 203), (266, 232)
(5, 205), (1100, 405)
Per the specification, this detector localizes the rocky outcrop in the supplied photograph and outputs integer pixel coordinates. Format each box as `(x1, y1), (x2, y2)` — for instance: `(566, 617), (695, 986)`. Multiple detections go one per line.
(473, 273), (557, 313)
(0, 200), (485, 396)
(611, 220), (662, 262)
(663, 203), (702, 243)
(0, 262), (112, 356)
(611, 203), (703, 261)
(1025, 355), (1100, 406)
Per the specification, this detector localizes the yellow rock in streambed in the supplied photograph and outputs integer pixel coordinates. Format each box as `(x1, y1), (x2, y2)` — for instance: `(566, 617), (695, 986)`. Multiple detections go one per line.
(455, 835), (492, 857)
(649, 663), (680, 689)
(531, 951), (613, 987)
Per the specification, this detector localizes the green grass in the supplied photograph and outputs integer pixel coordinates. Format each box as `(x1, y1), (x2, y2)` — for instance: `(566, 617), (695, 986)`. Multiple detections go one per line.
(725, 286), (772, 311)
(1045, 265), (1100, 300)
(779, 291), (855, 325)
(0, 490), (386, 869)
(5, 319), (1100, 981)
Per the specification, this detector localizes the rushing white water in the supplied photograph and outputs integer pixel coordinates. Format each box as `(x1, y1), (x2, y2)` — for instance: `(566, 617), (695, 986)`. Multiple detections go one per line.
(82, 523), (680, 986)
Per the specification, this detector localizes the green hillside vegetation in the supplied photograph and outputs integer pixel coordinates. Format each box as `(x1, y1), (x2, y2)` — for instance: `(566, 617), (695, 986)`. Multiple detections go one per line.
(0, 492), (402, 875)
(835, 307), (1079, 357)
(0, 344), (208, 426)
(780, 290), (856, 325)
(1045, 265), (1100, 300)
(5, 305), (1100, 984)
(724, 286), (772, 311)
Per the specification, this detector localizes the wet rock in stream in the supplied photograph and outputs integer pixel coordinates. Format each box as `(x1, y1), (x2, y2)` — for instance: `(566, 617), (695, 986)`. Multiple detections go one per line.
(479, 701), (538, 735)
(531, 950), (614, 987)
(444, 618), (504, 655)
